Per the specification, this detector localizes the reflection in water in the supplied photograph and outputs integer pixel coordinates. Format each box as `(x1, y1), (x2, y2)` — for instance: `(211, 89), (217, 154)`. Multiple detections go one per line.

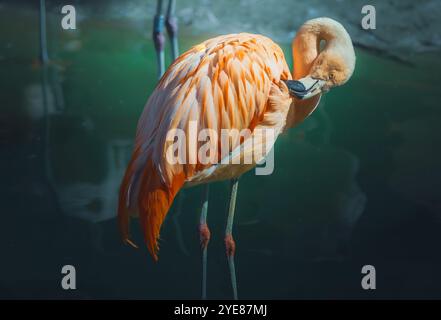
(57, 139), (131, 223)
(389, 117), (441, 216)
(32, 58), (132, 224)
(24, 83), (56, 120)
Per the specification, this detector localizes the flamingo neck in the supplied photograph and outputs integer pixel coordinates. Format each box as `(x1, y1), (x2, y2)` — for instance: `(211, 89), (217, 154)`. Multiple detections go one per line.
(285, 22), (329, 129)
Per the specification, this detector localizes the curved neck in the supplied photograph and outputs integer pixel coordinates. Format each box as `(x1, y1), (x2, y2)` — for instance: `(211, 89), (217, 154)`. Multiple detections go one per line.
(285, 18), (351, 129)
(291, 18), (352, 79)
(285, 20), (331, 128)
(292, 30), (320, 80)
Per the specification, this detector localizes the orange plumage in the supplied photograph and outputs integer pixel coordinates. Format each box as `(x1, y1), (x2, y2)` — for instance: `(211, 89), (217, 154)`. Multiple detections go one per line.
(118, 17), (356, 260)
(118, 33), (296, 259)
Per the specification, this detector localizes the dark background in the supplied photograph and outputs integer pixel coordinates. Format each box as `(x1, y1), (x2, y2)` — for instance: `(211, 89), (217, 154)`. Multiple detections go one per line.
(1, 0), (441, 299)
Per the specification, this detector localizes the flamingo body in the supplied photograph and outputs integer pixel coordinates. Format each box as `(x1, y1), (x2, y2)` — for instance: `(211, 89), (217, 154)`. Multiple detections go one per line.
(119, 34), (299, 259)
(118, 18), (356, 262)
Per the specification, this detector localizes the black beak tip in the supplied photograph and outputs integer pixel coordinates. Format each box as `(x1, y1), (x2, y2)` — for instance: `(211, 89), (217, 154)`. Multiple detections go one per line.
(284, 80), (307, 98)
(285, 80), (306, 93)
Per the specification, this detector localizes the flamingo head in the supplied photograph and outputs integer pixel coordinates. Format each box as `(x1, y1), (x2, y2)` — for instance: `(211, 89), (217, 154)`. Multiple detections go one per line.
(287, 17), (356, 100)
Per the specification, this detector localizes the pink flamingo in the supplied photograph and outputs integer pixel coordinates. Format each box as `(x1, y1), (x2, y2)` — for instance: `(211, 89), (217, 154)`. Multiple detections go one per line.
(118, 17), (356, 299)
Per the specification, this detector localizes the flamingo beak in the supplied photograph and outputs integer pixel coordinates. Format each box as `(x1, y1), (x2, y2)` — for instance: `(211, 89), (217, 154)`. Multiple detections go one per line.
(285, 77), (325, 100)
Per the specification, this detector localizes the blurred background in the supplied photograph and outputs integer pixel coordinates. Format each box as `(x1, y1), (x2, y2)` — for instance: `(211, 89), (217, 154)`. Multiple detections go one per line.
(1, 0), (441, 299)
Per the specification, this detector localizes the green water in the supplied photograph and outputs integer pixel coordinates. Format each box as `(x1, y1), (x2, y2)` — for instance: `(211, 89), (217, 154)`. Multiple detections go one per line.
(2, 4), (441, 299)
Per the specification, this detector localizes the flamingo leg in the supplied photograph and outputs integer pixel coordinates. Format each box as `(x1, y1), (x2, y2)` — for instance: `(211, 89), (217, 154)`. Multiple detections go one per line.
(225, 178), (239, 300)
(165, 0), (179, 61)
(153, 0), (165, 79)
(199, 184), (210, 299)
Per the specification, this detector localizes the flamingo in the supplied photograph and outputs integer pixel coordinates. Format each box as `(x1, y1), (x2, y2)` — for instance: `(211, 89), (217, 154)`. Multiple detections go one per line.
(118, 17), (356, 299)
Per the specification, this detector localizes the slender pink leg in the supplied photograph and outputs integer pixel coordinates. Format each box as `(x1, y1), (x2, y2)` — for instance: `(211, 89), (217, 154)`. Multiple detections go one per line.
(225, 178), (239, 300)
(199, 185), (210, 299)
(153, 0), (165, 79)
